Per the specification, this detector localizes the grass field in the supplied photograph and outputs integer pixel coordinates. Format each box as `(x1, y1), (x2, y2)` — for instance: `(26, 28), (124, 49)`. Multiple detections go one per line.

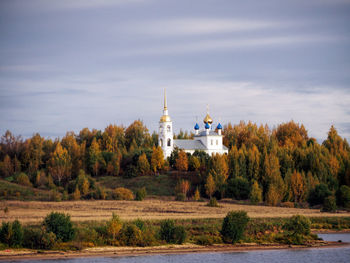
(1, 199), (349, 224)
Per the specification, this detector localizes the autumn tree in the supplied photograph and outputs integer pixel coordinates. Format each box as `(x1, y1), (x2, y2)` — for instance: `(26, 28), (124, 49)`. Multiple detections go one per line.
(61, 132), (83, 178)
(205, 173), (216, 198)
(137, 152), (150, 175)
(151, 146), (164, 173)
(107, 213), (123, 241)
(188, 155), (200, 171)
(175, 179), (190, 196)
(175, 150), (188, 171)
(125, 120), (150, 150)
(250, 180), (262, 204)
(290, 170), (307, 203)
(228, 146), (240, 178)
(0, 155), (13, 177)
(210, 153), (228, 197)
(24, 133), (44, 176)
(102, 124), (125, 152)
(88, 138), (103, 176)
(47, 142), (72, 186)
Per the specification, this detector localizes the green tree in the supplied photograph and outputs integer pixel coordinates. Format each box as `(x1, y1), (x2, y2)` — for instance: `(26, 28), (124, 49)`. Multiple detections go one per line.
(220, 211), (250, 244)
(43, 212), (75, 242)
(337, 185), (350, 208)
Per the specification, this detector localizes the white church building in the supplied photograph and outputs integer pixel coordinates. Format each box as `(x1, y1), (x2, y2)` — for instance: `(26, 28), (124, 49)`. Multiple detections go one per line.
(158, 91), (228, 158)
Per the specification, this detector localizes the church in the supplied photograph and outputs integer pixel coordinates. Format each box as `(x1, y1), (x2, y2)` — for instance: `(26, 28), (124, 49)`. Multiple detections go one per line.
(158, 91), (228, 158)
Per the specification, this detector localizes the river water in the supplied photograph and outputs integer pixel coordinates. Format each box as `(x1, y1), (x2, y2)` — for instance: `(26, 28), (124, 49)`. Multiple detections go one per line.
(4, 234), (350, 263)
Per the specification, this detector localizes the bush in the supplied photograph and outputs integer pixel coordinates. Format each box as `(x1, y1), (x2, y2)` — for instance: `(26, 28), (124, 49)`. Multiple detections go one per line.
(113, 187), (134, 200)
(43, 212), (75, 242)
(135, 187), (147, 201)
(337, 185), (350, 208)
(23, 228), (56, 249)
(322, 196), (337, 212)
(175, 193), (186, 201)
(284, 215), (311, 236)
(106, 213), (122, 241)
(16, 173), (32, 187)
(250, 181), (263, 204)
(207, 197), (218, 207)
(195, 235), (214, 246)
(308, 183), (331, 206)
(120, 224), (142, 246)
(220, 211), (250, 244)
(0, 220), (23, 247)
(159, 219), (187, 244)
(226, 177), (251, 200)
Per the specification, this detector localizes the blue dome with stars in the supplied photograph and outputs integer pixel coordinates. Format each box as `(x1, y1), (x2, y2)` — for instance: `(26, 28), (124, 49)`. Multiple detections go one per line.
(205, 122), (210, 129)
(217, 123), (222, 129)
(194, 123), (199, 130)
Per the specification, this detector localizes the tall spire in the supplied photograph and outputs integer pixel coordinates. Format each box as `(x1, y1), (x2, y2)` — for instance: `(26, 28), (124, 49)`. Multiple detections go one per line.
(164, 88), (167, 110)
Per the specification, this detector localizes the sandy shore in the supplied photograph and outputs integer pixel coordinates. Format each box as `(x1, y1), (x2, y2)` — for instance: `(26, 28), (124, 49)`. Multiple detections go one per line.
(1, 241), (349, 261)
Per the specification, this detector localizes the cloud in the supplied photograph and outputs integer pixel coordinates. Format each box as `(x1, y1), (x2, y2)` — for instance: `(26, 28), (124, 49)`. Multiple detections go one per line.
(120, 34), (346, 56)
(127, 18), (278, 36)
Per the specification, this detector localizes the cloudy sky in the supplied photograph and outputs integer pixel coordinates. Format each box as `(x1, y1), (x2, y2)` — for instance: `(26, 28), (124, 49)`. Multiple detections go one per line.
(1, 0), (350, 142)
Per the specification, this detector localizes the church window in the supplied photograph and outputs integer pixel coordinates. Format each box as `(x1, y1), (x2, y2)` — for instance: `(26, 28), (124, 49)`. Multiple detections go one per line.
(216, 140), (218, 145)
(211, 139), (213, 145)
(167, 125), (171, 132)
(167, 138), (171, 146)
(160, 139), (163, 147)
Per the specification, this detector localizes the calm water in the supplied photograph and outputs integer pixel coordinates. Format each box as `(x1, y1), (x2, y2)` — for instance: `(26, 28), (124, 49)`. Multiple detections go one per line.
(4, 234), (350, 263)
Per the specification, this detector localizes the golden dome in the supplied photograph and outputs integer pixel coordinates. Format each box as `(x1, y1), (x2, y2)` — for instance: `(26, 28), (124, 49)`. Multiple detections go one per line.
(203, 113), (213, 124)
(160, 114), (171, 122)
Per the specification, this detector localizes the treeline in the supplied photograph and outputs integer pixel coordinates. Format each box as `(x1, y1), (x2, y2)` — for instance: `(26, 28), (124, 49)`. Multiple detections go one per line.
(0, 120), (350, 208)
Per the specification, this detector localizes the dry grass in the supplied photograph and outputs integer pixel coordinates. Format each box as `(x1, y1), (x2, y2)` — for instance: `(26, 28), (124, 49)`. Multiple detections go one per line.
(1, 199), (349, 224)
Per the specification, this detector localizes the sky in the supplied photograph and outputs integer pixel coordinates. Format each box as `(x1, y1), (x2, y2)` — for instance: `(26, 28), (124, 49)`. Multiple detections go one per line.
(1, 0), (350, 142)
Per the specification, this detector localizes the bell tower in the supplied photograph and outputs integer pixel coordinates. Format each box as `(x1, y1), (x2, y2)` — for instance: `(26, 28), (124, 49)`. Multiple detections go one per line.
(158, 89), (173, 158)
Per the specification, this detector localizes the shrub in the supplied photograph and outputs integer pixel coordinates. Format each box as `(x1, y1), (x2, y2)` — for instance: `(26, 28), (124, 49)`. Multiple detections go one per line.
(159, 219), (187, 244)
(175, 193), (186, 201)
(43, 212), (75, 242)
(220, 211), (250, 244)
(11, 220), (23, 247)
(322, 196), (337, 212)
(207, 197), (218, 207)
(337, 185), (350, 208)
(133, 219), (145, 231)
(308, 183), (331, 206)
(135, 187), (147, 201)
(227, 177), (251, 200)
(113, 187), (134, 200)
(120, 224), (142, 246)
(284, 215), (311, 236)
(16, 173), (32, 187)
(23, 228), (57, 249)
(193, 187), (200, 201)
(250, 181), (263, 204)
(72, 187), (81, 200)
(195, 235), (214, 246)
(106, 213), (122, 241)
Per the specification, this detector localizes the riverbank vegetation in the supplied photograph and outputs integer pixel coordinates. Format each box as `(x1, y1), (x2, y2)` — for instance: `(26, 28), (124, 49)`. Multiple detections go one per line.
(1, 211), (350, 251)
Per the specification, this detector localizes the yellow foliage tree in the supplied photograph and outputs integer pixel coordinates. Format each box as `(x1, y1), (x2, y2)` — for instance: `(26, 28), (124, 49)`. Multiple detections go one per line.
(290, 170), (306, 203)
(205, 173), (216, 198)
(137, 153), (150, 175)
(175, 179), (190, 196)
(107, 213), (123, 241)
(48, 142), (72, 186)
(151, 146), (164, 173)
(175, 150), (188, 171)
